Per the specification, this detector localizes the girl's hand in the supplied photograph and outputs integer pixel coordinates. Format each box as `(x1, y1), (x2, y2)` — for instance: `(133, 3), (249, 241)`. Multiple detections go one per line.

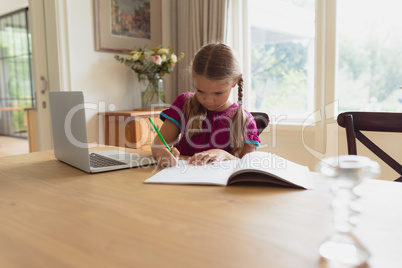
(188, 149), (237, 165)
(156, 147), (180, 168)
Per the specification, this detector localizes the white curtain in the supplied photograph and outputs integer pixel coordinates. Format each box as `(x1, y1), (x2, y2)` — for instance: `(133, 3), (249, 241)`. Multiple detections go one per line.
(171, 0), (228, 97)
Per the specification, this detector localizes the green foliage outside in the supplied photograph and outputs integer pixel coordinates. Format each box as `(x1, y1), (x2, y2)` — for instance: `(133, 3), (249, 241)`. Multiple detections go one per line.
(249, 0), (402, 117)
(0, 24), (33, 135)
(337, 34), (402, 112)
(250, 33), (402, 117)
(250, 41), (310, 118)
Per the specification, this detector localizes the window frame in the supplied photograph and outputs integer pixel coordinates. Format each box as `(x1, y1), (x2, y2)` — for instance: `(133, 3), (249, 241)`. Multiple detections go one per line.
(231, 0), (338, 127)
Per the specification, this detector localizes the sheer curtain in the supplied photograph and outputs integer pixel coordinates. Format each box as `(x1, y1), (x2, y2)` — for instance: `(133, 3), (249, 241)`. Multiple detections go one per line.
(171, 0), (227, 97)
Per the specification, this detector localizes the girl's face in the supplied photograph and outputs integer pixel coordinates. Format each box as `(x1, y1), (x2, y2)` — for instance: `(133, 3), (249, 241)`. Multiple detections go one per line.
(194, 76), (236, 112)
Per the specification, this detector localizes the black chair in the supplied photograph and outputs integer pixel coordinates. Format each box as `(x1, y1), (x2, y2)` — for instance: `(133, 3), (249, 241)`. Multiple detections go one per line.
(337, 111), (402, 182)
(250, 112), (269, 136)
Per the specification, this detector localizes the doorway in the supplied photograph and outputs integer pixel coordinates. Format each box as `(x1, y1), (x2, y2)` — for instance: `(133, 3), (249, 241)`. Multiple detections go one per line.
(0, 8), (33, 155)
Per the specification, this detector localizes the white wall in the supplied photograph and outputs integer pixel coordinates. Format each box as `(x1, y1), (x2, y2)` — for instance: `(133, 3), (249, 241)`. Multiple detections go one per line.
(0, 0), (28, 15)
(64, 0), (173, 144)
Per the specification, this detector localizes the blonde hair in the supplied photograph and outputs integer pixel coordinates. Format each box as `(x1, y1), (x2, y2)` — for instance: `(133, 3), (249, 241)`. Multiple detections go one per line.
(183, 43), (246, 156)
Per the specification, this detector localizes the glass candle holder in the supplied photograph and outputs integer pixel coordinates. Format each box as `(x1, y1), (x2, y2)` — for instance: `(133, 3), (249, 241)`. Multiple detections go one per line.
(317, 155), (380, 266)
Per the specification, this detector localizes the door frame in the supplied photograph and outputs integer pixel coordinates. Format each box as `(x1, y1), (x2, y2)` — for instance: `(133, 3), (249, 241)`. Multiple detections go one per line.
(28, 0), (70, 150)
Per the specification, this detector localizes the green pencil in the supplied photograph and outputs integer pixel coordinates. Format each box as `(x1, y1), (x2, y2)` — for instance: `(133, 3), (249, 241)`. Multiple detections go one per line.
(148, 118), (172, 154)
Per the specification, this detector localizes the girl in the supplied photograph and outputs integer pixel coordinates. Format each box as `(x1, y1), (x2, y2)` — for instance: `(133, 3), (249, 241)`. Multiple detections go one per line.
(151, 43), (260, 167)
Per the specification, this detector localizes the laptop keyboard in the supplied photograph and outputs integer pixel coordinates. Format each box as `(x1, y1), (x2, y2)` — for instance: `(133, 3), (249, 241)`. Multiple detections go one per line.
(89, 153), (127, 168)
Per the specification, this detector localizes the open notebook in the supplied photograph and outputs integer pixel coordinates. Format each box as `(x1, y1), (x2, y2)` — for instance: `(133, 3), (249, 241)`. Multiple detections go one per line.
(145, 151), (314, 189)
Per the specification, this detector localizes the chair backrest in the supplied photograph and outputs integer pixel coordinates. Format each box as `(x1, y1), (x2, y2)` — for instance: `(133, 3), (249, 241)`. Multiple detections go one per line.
(250, 112), (269, 136)
(337, 111), (402, 182)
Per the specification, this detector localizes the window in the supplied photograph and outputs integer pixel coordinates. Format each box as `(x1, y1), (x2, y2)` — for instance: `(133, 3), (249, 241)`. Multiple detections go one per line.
(245, 0), (402, 124)
(0, 8), (34, 138)
(247, 0), (316, 123)
(336, 0), (402, 112)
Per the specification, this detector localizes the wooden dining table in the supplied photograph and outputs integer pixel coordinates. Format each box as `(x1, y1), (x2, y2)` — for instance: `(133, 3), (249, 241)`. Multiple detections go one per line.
(0, 149), (401, 267)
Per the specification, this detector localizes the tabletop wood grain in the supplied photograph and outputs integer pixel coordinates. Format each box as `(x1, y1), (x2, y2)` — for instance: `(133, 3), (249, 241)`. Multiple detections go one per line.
(1, 149), (401, 268)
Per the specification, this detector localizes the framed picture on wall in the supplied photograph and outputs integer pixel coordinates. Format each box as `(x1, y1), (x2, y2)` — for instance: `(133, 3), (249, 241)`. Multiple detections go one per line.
(94, 0), (162, 54)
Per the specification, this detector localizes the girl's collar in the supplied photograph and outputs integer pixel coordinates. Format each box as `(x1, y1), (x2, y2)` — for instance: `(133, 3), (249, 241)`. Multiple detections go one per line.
(207, 102), (237, 114)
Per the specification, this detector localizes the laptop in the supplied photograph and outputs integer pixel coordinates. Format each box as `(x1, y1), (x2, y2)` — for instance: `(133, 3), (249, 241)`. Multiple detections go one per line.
(49, 91), (157, 173)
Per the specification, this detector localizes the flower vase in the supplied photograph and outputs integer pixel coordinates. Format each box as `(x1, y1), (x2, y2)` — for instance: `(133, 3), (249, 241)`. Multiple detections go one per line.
(140, 74), (166, 109)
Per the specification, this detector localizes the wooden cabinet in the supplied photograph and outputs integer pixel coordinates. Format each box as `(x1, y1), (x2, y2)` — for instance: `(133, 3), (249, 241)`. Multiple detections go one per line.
(100, 109), (164, 151)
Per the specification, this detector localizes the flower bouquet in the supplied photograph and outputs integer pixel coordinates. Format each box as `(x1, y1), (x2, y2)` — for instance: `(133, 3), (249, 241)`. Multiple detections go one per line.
(115, 45), (184, 108)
